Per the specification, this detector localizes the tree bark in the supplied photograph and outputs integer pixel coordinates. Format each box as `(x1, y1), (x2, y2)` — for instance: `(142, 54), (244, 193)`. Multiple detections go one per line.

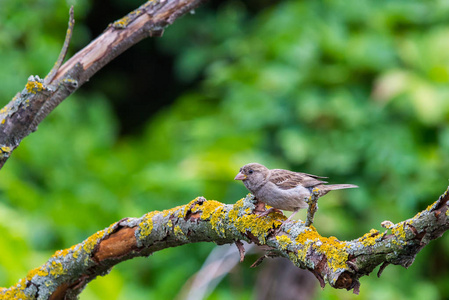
(0, 0), (206, 169)
(1, 188), (448, 299)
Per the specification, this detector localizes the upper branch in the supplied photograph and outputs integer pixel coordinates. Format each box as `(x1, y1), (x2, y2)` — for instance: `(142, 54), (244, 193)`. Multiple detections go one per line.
(0, 0), (206, 169)
(1, 187), (448, 299)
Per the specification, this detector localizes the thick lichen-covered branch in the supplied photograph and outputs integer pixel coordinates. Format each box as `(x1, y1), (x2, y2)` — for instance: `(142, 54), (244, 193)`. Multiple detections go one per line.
(0, 0), (207, 169)
(1, 187), (448, 299)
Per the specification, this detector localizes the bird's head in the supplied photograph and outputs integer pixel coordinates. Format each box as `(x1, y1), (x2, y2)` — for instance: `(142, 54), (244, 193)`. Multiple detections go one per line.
(234, 163), (269, 192)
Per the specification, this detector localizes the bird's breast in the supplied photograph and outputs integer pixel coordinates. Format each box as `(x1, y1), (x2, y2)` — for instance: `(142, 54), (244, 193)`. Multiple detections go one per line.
(255, 182), (310, 211)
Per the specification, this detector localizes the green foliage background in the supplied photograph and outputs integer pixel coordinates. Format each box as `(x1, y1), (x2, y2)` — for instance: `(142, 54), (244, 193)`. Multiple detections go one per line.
(1, 0), (449, 299)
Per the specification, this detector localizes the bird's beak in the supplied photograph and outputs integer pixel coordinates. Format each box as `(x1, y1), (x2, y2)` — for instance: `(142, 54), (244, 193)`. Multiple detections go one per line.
(234, 172), (247, 180)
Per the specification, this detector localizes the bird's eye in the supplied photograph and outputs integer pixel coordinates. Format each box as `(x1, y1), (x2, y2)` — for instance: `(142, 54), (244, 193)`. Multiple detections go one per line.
(248, 169), (254, 174)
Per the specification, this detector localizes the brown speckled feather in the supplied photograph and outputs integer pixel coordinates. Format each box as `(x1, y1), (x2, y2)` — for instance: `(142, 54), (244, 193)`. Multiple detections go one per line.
(269, 169), (328, 190)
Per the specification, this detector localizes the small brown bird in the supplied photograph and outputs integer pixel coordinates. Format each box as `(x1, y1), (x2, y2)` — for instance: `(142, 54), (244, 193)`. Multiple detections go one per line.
(234, 163), (358, 222)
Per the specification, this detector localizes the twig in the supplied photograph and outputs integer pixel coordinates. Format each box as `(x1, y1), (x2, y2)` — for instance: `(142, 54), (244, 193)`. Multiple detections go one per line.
(305, 188), (320, 226)
(235, 240), (246, 262)
(44, 6), (75, 86)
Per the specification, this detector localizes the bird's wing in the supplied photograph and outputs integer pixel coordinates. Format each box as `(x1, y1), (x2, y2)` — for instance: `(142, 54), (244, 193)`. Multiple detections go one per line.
(269, 169), (328, 190)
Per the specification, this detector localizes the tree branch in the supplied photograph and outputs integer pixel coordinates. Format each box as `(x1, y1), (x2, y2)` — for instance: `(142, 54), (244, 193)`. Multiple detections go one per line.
(1, 188), (448, 298)
(0, 0), (206, 169)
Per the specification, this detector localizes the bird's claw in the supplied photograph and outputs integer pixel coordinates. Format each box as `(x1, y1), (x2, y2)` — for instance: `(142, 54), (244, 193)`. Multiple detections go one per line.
(257, 207), (282, 218)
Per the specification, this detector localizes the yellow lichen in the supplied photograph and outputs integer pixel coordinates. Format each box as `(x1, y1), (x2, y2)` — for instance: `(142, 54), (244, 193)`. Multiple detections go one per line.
(358, 229), (380, 247)
(391, 223), (407, 245)
(139, 211), (159, 239)
(1, 260), (66, 299)
(72, 245), (80, 259)
(184, 199), (228, 237)
(196, 200), (223, 220)
(276, 235), (292, 250)
(234, 213), (281, 244)
(0, 282), (28, 300)
(25, 261), (66, 282)
(411, 199), (439, 220)
(320, 237), (349, 271)
(113, 16), (131, 28)
(49, 261), (65, 276)
(0, 225), (122, 299)
(174, 225), (184, 236)
(83, 226), (112, 253)
(25, 80), (44, 94)
(161, 206), (178, 218)
(0, 146), (11, 153)
(227, 198), (282, 243)
(295, 226), (321, 244)
(112, 8), (143, 28)
(209, 206), (227, 237)
(54, 243), (79, 259)
(426, 203), (435, 211)
(295, 227), (349, 272)
(228, 198), (247, 221)
(26, 266), (48, 279)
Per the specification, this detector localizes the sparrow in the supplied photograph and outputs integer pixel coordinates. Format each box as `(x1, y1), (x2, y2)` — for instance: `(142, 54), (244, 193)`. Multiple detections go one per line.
(234, 163), (358, 222)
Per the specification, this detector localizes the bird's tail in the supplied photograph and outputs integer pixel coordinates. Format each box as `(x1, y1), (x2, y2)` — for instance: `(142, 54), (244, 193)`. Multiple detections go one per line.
(325, 184), (358, 191)
(318, 184), (358, 196)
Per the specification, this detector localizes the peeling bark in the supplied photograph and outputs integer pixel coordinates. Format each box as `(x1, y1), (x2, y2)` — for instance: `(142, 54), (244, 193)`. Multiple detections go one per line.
(1, 188), (448, 299)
